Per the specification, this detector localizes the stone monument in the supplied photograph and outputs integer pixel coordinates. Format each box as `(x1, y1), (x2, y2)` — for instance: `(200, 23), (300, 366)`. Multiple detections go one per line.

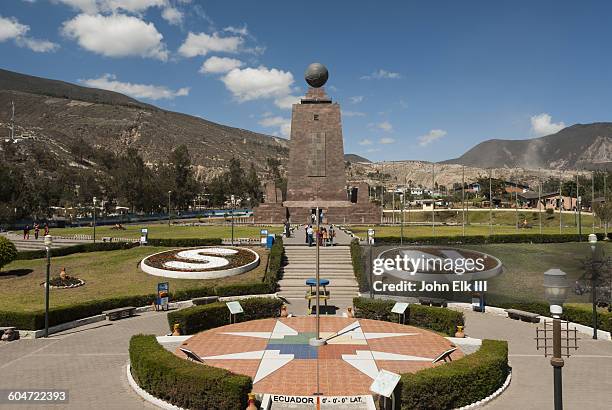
(254, 63), (380, 224)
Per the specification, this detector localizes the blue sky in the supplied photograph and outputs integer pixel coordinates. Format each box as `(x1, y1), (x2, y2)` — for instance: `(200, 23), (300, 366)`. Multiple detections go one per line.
(1, 1), (611, 162)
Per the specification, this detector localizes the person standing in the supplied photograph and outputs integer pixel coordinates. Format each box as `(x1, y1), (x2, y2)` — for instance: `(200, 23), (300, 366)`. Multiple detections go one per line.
(34, 223), (40, 240)
(43, 223), (49, 236)
(24, 224), (30, 240)
(329, 225), (335, 246)
(307, 225), (314, 246)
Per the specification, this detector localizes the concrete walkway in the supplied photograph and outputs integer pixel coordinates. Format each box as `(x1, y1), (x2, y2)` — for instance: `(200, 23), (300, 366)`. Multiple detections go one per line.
(1, 232), (92, 251)
(283, 226), (354, 246)
(0, 310), (168, 410)
(0, 306), (610, 409)
(462, 309), (612, 409)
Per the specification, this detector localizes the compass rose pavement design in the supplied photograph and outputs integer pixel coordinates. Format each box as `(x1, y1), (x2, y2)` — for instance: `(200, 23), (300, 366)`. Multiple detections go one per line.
(176, 317), (462, 396)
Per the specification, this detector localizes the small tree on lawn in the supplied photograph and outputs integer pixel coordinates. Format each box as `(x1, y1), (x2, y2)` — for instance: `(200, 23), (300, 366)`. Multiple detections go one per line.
(0, 236), (17, 271)
(593, 198), (612, 237)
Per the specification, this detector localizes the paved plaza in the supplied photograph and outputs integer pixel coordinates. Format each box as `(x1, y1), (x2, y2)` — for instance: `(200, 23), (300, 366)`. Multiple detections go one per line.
(0, 307), (610, 409)
(177, 316), (459, 396)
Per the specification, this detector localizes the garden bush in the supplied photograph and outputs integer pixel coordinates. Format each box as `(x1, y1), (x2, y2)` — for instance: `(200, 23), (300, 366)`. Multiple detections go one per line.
(146, 238), (222, 247)
(129, 334), (251, 410)
(352, 297), (464, 336)
(15, 241), (138, 260)
(373, 232), (610, 245)
(263, 236), (284, 290)
(399, 339), (509, 409)
(0, 236), (18, 270)
(167, 297), (283, 334)
(350, 239), (369, 292)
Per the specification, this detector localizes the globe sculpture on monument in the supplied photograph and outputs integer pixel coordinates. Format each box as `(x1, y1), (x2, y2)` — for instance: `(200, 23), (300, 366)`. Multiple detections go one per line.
(254, 63), (381, 224)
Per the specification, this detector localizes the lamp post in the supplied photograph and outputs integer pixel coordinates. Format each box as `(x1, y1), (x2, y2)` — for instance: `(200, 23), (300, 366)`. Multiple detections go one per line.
(167, 191), (172, 228)
(588, 233), (599, 339)
(400, 193), (404, 245)
(230, 194), (235, 246)
(543, 268), (569, 410)
(92, 197), (97, 243)
(44, 235), (52, 338)
(578, 196), (582, 240)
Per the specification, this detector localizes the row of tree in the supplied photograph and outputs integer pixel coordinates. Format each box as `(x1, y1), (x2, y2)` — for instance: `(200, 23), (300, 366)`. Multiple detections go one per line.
(0, 138), (266, 224)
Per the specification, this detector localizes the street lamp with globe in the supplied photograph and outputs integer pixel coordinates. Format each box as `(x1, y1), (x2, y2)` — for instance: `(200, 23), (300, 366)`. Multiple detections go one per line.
(588, 233), (599, 339)
(543, 268), (569, 410)
(44, 234), (53, 337)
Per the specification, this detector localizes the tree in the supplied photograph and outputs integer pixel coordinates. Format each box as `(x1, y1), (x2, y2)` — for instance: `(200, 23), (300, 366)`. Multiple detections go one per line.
(244, 163), (262, 206)
(0, 236), (17, 271)
(168, 145), (198, 209)
(594, 197), (612, 236)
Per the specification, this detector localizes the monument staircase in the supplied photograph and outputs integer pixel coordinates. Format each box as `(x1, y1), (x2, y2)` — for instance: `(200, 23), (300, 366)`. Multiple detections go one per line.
(278, 245), (360, 315)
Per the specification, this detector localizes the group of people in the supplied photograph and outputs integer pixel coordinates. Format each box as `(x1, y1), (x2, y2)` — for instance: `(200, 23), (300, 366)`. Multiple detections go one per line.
(304, 224), (335, 247)
(23, 223), (50, 240)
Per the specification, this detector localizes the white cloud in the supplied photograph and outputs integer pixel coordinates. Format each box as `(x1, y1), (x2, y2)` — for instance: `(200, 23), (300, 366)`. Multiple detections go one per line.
(418, 129), (447, 146)
(259, 115), (291, 138)
(366, 148), (381, 153)
(161, 6), (183, 25)
(361, 69), (402, 80)
(377, 121), (393, 132)
(274, 95), (300, 109)
(0, 16), (28, 41)
(199, 56), (243, 74)
(349, 95), (363, 104)
(80, 74), (189, 100)
(358, 138), (373, 146)
(16, 37), (59, 52)
(379, 137), (395, 144)
(221, 66), (294, 102)
(342, 110), (365, 117)
(53, 0), (165, 13)
(62, 13), (168, 60)
(530, 113), (565, 136)
(0, 15), (59, 52)
(223, 25), (248, 36)
(178, 31), (243, 57)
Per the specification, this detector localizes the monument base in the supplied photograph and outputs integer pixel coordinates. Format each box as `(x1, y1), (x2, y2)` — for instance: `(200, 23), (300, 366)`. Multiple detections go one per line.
(253, 201), (381, 224)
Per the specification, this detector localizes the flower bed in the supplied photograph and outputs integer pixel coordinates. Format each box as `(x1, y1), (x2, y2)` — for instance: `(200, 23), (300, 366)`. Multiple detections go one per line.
(140, 246), (260, 279)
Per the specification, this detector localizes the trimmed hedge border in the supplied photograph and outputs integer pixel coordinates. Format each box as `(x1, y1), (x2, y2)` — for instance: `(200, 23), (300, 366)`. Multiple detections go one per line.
(167, 297), (283, 335)
(372, 232), (610, 245)
(353, 297), (464, 336)
(16, 241), (139, 260)
(129, 334), (251, 410)
(1, 238), (283, 330)
(399, 339), (509, 409)
(350, 239), (369, 292)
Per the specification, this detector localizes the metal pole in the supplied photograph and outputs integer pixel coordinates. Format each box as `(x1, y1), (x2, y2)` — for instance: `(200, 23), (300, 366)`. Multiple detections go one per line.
(44, 245), (50, 338)
(592, 172), (595, 233)
(559, 170), (563, 234)
(551, 314), (564, 410)
(538, 169), (542, 235)
(489, 169), (492, 236)
(432, 163), (435, 235)
(231, 196), (235, 246)
(592, 244), (598, 339)
(462, 166), (465, 237)
(400, 194), (404, 245)
(605, 174), (608, 238)
(168, 191), (171, 228)
(577, 175), (580, 238)
(392, 191), (395, 225)
(315, 205), (320, 339)
(93, 197), (96, 244)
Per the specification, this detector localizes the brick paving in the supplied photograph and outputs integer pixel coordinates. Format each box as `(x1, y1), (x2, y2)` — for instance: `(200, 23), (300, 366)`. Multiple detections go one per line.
(176, 317), (457, 396)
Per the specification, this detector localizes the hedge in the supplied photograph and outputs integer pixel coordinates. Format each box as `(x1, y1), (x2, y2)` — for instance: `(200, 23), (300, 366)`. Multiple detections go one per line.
(263, 236), (284, 291)
(350, 239), (369, 292)
(399, 339), (509, 409)
(373, 232), (609, 245)
(0, 236), (18, 269)
(167, 297), (283, 334)
(353, 297), (464, 336)
(146, 238), (222, 247)
(129, 334), (251, 410)
(496, 301), (612, 333)
(15, 241), (139, 260)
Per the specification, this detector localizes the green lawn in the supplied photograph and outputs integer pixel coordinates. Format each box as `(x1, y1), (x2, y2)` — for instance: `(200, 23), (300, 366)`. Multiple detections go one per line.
(50, 224), (282, 240)
(0, 246), (269, 312)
